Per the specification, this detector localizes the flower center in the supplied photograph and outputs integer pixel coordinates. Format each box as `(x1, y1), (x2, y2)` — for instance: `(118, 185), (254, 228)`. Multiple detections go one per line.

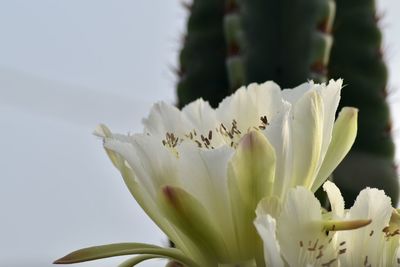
(297, 235), (347, 266)
(161, 115), (270, 151)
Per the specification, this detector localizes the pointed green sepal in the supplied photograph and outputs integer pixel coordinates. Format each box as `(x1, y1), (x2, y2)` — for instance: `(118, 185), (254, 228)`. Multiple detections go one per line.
(54, 243), (200, 266)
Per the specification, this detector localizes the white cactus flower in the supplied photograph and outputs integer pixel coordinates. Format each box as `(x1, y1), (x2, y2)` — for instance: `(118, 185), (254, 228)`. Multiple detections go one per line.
(324, 181), (400, 267)
(255, 181), (400, 267)
(55, 80), (358, 266)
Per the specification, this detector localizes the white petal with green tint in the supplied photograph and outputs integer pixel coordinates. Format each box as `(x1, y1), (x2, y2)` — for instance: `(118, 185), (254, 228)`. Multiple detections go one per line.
(176, 144), (239, 259)
(104, 135), (179, 198)
(339, 188), (393, 267)
(265, 102), (293, 199)
(255, 183), (395, 267)
(289, 90), (324, 189)
(323, 180), (345, 218)
(317, 79), (342, 160)
(255, 196), (282, 220)
(228, 130), (276, 208)
(254, 210), (284, 267)
(159, 185), (226, 264)
(95, 126), (202, 260)
(225, 130), (277, 262)
(282, 80), (314, 104)
(216, 81), (284, 135)
(312, 107), (358, 192)
(181, 99), (225, 146)
(276, 187), (338, 266)
(142, 101), (192, 137)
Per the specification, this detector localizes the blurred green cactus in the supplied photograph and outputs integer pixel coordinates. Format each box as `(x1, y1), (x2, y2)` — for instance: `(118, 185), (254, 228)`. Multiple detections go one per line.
(177, 0), (398, 205)
(328, 0), (398, 205)
(177, 0), (229, 108)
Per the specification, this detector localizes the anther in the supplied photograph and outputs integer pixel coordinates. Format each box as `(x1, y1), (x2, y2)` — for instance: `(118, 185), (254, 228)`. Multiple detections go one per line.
(195, 140), (202, 147)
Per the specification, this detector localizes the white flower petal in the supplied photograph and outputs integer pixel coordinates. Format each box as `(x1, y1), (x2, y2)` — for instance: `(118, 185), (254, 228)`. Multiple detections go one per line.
(254, 213), (284, 267)
(290, 90), (324, 189)
(181, 99), (225, 146)
(216, 81), (284, 135)
(265, 102), (293, 199)
(282, 81), (315, 104)
(312, 107), (358, 192)
(247, 81), (286, 121)
(142, 101), (192, 137)
(93, 134), (201, 261)
(318, 79), (342, 158)
(181, 98), (215, 127)
(227, 171), (258, 261)
(116, 164), (200, 259)
(323, 181), (345, 218)
(105, 134), (179, 198)
(177, 144), (239, 256)
(159, 185), (226, 263)
(280, 80), (344, 194)
(389, 245), (400, 266)
(339, 187), (392, 267)
(255, 197), (282, 220)
(277, 187), (338, 266)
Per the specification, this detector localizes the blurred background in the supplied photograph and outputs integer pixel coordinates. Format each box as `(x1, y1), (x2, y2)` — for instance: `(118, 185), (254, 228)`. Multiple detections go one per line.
(0, 1), (399, 266)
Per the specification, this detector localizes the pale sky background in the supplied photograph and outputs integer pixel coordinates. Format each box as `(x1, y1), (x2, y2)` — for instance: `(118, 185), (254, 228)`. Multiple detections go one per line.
(0, 1), (399, 267)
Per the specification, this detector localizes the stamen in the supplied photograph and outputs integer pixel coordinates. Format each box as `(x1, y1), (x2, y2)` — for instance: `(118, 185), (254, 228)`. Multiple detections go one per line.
(322, 259), (336, 267)
(323, 219), (372, 231)
(310, 239), (319, 251)
(260, 115), (270, 125)
(364, 256), (369, 267)
(221, 123), (227, 131)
